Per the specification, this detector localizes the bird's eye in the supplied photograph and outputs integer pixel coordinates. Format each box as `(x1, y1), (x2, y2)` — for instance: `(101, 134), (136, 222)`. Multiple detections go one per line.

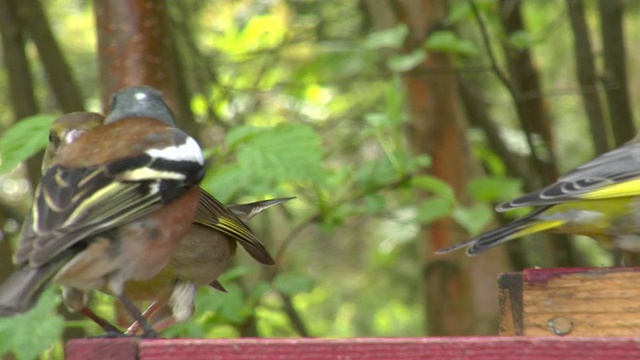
(48, 131), (59, 146)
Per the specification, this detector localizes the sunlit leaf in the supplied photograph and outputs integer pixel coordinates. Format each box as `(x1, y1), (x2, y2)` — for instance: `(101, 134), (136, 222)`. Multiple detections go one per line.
(0, 115), (56, 175)
(190, 93), (209, 117)
(201, 164), (250, 203)
(235, 124), (324, 183)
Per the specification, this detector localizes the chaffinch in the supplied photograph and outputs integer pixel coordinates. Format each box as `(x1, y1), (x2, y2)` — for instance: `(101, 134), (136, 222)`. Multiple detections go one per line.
(437, 134), (640, 265)
(0, 90), (205, 338)
(39, 86), (292, 335)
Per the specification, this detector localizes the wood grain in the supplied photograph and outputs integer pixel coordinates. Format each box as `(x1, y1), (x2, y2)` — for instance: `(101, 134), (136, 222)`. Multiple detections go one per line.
(499, 267), (640, 336)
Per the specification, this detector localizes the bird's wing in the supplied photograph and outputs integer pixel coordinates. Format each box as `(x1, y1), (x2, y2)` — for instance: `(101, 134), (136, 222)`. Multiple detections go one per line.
(19, 133), (203, 267)
(19, 162), (163, 267)
(195, 190), (275, 265)
(497, 140), (640, 211)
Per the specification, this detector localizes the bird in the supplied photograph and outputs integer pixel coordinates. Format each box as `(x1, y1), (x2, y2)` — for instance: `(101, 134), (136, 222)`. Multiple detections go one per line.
(37, 86), (292, 335)
(125, 196), (292, 335)
(41, 112), (104, 174)
(0, 89), (205, 339)
(436, 134), (640, 264)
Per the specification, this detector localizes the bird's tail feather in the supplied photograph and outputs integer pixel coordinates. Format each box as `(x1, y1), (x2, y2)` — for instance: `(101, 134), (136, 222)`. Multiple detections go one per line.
(436, 206), (566, 255)
(0, 255), (70, 316)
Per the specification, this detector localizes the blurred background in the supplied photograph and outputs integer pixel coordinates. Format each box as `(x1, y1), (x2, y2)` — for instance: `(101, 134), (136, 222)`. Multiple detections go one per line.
(0, 0), (638, 358)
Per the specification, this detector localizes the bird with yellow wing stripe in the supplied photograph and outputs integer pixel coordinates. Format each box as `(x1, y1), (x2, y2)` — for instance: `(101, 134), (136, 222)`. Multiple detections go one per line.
(40, 86), (293, 335)
(437, 134), (640, 262)
(0, 90), (205, 338)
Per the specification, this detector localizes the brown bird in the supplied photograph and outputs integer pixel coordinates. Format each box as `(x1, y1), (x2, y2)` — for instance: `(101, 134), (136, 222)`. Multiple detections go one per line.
(0, 89), (205, 339)
(41, 87), (291, 335)
(125, 196), (292, 334)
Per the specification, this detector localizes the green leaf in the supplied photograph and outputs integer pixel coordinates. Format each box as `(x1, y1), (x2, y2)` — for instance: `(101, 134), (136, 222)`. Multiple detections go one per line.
(363, 24), (408, 49)
(452, 204), (493, 236)
(225, 126), (264, 149)
(201, 164), (250, 203)
(236, 124), (324, 183)
(190, 93), (208, 118)
(356, 158), (397, 191)
(273, 273), (315, 296)
(0, 287), (64, 360)
(210, 283), (247, 325)
(467, 176), (523, 203)
(248, 281), (271, 302)
(0, 115), (56, 175)
(219, 265), (251, 283)
(387, 50), (426, 72)
(425, 30), (479, 56)
(445, 3), (472, 24)
(411, 175), (455, 200)
(416, 197), (454, 224)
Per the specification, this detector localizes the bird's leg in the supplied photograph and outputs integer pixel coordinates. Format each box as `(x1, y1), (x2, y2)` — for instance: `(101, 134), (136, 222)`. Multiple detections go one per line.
(80, 306), (125, 337)
(118, 295), (158, 338)
(125, 301), (161, 336)
(148, 317), (177, 334)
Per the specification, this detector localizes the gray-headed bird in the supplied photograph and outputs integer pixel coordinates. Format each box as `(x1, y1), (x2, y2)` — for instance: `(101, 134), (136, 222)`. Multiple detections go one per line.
(437, 134), (640, 265)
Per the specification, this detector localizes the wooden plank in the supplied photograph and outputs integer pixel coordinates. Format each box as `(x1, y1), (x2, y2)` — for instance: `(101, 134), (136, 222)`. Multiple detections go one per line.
(498, 272), (523, 335)
(498, 267), (640, 336)
(65, 337), (640, 360)
(65, 338), (139, 360)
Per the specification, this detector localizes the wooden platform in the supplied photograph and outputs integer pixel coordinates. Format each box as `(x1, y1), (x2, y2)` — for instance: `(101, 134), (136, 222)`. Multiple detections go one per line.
(65, 337), (640, 360)
(65, 267), (640, 359)
(499, 267), (640, 336)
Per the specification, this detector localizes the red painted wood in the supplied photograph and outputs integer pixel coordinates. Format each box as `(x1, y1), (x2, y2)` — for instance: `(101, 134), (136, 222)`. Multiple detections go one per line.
(66, 337), (640, 360)
(65, 338), (139, 359)
(522, 266), (640, 285)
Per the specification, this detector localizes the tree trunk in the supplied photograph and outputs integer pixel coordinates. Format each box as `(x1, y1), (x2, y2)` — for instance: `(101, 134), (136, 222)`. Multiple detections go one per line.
(13, 0), (84, 112)
(499, 0), (579, 268)
(93, 0), (197, 328)
(94, 0), (182, 115)
(598, 0), (635, 146)
(0, 0), (41, 190)
(362, 0), (507, 335)
(567, 0), (609, 155)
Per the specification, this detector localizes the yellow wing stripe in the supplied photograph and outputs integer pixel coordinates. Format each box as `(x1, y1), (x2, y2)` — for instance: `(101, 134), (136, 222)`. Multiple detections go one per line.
(578, 179), (640, 200)
(511, 220), (566, 239)
(64, 182), (121, 226)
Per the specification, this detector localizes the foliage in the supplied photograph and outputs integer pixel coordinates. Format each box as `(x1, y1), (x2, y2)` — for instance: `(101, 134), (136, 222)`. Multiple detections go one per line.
(0, 288), (64, 360)
(0, 115), (56, 175)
